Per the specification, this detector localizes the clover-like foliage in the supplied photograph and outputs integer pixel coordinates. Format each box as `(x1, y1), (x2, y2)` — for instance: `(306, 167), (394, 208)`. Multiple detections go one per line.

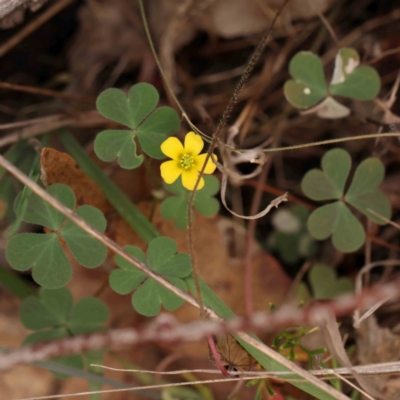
(20, 287), (109, 377)
(95, 83), (180, 169)
(284, 48), (381, 119)
(267, 205), (316, 264)
(160, 175), (220, 229)
(301, 148), (391, 253)
(6, 184), (108, 289)
(109, 236), (192, 316)
(296, 264), (353, 303)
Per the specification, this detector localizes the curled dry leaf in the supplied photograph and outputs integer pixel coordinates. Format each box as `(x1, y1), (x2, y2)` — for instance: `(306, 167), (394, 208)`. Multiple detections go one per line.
(40, 148), (113, 213)
(209, 334), (257, 372)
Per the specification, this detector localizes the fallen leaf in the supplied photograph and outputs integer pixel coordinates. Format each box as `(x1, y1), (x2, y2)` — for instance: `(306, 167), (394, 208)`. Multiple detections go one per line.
(40, 148), (113, 213)
(209, 334), (256, 371)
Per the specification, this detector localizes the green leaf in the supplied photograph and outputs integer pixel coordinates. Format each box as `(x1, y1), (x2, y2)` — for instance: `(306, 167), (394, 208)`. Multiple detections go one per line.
(330, 66), (380, 100)
(6, 233), (72, 289)
(0, 266), (37, 299)
(94, 130), (143, 169)
(20, 288), (73, 330)
(308, 202), (365, 253)
(301, 149), (351, 200)
(158, 277), (186, 311)
(346, 189), (391, 225)
(95, 84), (180, 167)
(329, 48), (380, 100)
(96, 88), (133, 128)
(68, 297), (109, 335)
(60, 205), (107, 268)
(346, 158), (385, 197)
(308, 264), (353, 299)
(160, 196), (189, 229)
(24, 327), (69, 345)
(284, 52), (327, 108)
(132, 279), (160, 316)
(193, 175), (220, 217)
(111, 237), (189, 316)
(161, 253), (192, 278)
(132, 278), (185, 317)
(136, 107), (180, 159)
(296, 282), (312, 303)
(345, 157), (391, 224)
(96, 84), (159, 129)
(128, 83), (160, 127)
(161, 176), (220, 229)
(20, 184), (75, 230)
(110, 246), (147, 294)
(147, 236), (177, 271)
(51, 355), (85, 380)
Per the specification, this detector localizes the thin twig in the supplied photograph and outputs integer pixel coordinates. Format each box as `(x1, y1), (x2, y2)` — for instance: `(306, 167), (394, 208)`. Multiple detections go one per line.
(91, 361), (400, 377)
(1, 279), (400, 372)
(0, 111), (106, 149)
(0, 152), (352, 397)
(187, 0), (291, 317)
(0, 81), (94, 103)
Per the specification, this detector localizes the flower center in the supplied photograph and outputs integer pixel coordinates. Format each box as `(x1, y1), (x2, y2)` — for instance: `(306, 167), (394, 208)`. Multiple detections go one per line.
(179, 153), (194, 170)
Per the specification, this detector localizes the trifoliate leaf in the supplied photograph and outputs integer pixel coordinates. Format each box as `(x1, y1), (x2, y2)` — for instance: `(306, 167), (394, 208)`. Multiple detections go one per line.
(6, 184), (108, 289)
(110, 237), (192, 316)
(20, 286), (107, 379)
(95, 83), (180, 168)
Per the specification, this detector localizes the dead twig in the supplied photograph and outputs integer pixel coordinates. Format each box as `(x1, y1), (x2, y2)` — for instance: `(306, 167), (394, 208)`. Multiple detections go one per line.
(1, 278), (400, 372)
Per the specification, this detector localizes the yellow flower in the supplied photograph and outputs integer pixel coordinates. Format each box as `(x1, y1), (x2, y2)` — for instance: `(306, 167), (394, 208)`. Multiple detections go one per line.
(160, 131), (217, 191)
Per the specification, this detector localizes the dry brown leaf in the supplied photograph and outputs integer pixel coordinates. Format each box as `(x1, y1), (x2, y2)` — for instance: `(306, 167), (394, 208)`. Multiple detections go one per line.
(40, 147), (113, 213)
(209, 334), (257, 371)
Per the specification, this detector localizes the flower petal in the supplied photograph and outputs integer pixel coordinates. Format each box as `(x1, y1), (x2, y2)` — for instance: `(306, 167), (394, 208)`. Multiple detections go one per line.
(161, 137), (184, 160)
(181, 169), (204, 191)
(184, 132), (204, 156)
(194, 153), (217, 174)
(160, 160), (182, 184)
